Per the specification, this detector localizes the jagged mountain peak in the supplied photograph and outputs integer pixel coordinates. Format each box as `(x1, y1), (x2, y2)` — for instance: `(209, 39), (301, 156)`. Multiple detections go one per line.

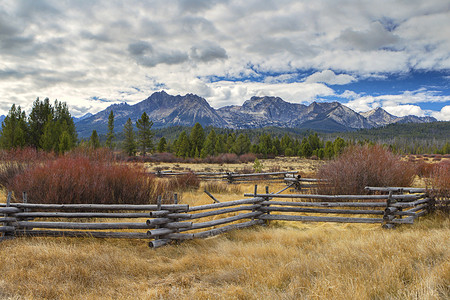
(76, 91), (227, 137)
(361, 107), (393, 118)
(75, 91), (437, 137)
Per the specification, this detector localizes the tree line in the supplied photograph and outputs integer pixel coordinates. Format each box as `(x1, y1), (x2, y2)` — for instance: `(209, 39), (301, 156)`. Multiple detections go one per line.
(2, 101), (448, 157)
(142, 122), (348, 159)
(0, 98), (77, 153)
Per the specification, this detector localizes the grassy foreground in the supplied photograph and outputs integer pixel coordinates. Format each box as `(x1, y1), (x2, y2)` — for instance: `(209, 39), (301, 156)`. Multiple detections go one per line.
(0, 213), (448, 299)
(0, 156), (448, 299)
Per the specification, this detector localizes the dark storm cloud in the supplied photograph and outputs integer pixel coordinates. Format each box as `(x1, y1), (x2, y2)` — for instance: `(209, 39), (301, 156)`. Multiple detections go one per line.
(128, 41), (153, 56)
(190, 42), (228, 62)
(178, 0), (225, 13)
(338, 22), (400, 51)
(128, 41), (189, 67)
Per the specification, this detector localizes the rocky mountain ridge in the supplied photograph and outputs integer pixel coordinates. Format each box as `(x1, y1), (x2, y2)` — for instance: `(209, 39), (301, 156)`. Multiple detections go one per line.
(74, 91), (437, 137)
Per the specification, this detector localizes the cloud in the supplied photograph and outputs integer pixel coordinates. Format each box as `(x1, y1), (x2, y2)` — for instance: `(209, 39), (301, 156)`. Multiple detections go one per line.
(305, 70), (356, 85)
(338, 22), (400, 51)
(0, 0), (449, 118)
(383, 105), (425, 117)
(128, 41), (189, 67)
(432, 106), (450, 121)
(128, 41), (153, 56)
(346, 89), (450, 113)
(203, 81), (335, 108)
(190, 41), (228, 62)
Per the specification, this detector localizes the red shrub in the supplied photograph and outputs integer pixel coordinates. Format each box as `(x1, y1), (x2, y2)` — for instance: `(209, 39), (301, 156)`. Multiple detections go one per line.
(151, 152), (181, 163)
(7, 157), (158, 204)
(0, 147), (55, 163)
(67, 147), (119, 163)
(317, 145), (415, 195)
(430, 161), (450, 211)
(167, 172), (200, 191)
(239, 153), (257, 163)
(414, 160), (435, 177)
(204, 153), (240, 164)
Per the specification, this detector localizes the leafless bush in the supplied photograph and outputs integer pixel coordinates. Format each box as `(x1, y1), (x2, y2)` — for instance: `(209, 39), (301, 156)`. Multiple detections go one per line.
(317, 145), (415, 195)
(429, 160), (450, 212)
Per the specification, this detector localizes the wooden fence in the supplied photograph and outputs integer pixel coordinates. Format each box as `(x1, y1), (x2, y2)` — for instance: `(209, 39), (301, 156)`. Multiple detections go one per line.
(244, 186), (432, 229)
(153, 170), (299, 183)
(1, 186), (433, 248)
(153, 170), (323, 192)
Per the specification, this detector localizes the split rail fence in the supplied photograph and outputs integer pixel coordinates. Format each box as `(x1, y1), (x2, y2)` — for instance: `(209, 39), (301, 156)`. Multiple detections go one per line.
(153, 170), (299, 183)
(1, 186), (433, 248)
(153, 170), (322, 192)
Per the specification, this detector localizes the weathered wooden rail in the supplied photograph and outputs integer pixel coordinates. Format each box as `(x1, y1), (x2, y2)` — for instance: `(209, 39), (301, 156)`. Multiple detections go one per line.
(1, 186), (433, 248)
(152, 170), (300, 184)
(244, 186), (432, 228)
(152, 170), (322, 192)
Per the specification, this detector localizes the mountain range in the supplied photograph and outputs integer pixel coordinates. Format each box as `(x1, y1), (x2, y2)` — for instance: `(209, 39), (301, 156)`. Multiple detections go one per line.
(74, 91), (436, 137)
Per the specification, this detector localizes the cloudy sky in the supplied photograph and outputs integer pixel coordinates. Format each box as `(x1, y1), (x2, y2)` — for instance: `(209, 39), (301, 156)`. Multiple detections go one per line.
(1, 0), (450, 120)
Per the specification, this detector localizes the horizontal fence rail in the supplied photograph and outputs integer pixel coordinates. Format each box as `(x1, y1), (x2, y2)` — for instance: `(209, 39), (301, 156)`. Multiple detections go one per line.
(151, 170), (301, 184)
(1, 185), (434, 247)
(151, 170), (324, 193)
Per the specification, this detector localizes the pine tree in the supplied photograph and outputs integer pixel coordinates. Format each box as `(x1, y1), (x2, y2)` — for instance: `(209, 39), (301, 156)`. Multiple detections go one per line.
(55, 101), (77, 148)
(280, 134), (292, 155)
(157, 137), (167, 152)
(308, 133), (321, 151)
(0, 104), (28, 149)
(176, 131), (190, 158)
(123, 118), (136, 156)
(190, 123), (205, 157)
(90, 130), (101, 149)
(253, 158), (263, 173)
(324, 141), (334, 159)
(30, 99), (77, 152)
(333, 137), (346, 156)
(285, 147), (294, 156)
(136, 112), (154, 156)
(201, 129), (216, 158)
(28, 98), (53, 148)
(300, 138), (312, 157)
(258, 133), (272, 156)
(40, 115), (56, 152)
(232, 134), (251, 155)
(58, 131), (72, 154)
(105, 110), (115, 149)
(225, 133), (236, 152)
(214, 134), (225, 154)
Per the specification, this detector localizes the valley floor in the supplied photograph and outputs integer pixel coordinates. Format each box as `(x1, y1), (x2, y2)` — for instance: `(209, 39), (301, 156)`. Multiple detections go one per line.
(0, 159), (448, 299)
(0, 213), (448, 299)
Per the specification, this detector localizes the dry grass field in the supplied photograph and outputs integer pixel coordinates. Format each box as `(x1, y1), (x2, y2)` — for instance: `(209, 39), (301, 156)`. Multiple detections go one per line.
(0, 158), (449, 299)
(145, 156), (324, 178)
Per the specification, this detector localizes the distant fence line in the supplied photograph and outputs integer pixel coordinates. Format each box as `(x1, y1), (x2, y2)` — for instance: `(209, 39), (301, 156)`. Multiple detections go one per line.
(151, 170), (323, 191)
(1, 186), (433, 248)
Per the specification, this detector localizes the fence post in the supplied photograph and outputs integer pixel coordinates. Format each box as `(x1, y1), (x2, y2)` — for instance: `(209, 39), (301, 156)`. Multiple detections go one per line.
(427, 189), (436, 213)
(172, 194), (181, 245)
(148, 195), (174, 248)
(382, 191), (396, 229)
(1, 192), (16, 240)
(262, 186), (271, 225)
(226, 172), (234, 184)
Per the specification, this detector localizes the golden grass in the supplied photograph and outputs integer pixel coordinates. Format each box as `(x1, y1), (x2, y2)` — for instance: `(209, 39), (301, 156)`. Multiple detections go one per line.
(0, 214), (448, 299)
(145, 157), (323, 178)
(1, 160), (448, 299)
